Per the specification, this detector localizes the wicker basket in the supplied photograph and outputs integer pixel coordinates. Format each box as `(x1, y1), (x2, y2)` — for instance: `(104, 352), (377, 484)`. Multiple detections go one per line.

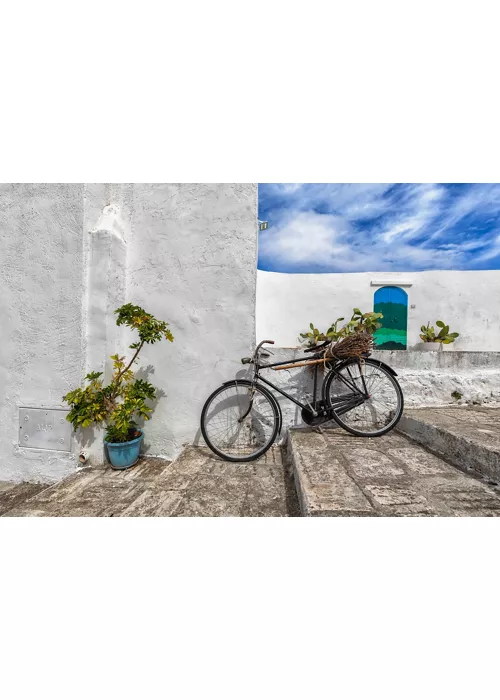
(323, 330), (375, 360)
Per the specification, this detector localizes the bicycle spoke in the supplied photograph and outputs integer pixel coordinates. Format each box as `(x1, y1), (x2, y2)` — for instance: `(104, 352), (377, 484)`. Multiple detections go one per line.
(326, 360), (402, 436)
(201, 384), (278, 459)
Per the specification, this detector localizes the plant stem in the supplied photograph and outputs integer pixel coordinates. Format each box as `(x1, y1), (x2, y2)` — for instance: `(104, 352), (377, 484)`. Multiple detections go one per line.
(114, 341), (144, 387)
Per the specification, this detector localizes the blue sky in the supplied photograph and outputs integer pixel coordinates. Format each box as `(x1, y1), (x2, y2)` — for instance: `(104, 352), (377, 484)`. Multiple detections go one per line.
(258, 184), (500, 273)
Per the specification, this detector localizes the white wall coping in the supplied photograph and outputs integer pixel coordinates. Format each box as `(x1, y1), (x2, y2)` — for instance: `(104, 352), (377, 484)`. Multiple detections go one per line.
(370, 279), (413, 287)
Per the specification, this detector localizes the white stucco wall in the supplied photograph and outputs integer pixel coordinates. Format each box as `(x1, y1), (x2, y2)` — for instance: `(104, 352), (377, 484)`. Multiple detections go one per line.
(125, 184), (257, 459)
(256, 269), (500, 351)
(0, 184), (85, 482)
(0, 183), (258, 482)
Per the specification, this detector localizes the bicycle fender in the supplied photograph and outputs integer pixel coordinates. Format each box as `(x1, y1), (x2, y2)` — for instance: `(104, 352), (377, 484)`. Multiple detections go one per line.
(334, 358), (398, 377)
(221, 379), (283, 435)
(365, 359), (398, 376)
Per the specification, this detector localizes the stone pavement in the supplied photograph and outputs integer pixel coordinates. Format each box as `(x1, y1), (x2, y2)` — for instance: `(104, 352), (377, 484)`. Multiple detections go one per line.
(288, 427), (500, 517)
(0, 481), (48, 516)
(398, 407), (500, 483)
(4, 406), (500, 518)
(2, 446), (299, 517)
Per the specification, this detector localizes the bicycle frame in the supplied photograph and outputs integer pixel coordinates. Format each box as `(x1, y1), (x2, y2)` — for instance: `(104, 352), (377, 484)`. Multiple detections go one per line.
(253, 353), (369, 419)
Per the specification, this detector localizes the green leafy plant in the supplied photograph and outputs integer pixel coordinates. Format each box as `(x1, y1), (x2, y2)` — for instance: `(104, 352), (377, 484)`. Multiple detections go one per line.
(419, 321), (459, 344)
(299, 308), (383, 347)
(63, 304), (173, 443)
(451, 390), (463, 401)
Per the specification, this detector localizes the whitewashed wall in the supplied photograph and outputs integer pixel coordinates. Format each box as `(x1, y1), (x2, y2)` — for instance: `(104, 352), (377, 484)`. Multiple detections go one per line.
(256, 269), (500, 351)
(124, 184), (257, 460)
(0, 185), (85, 482)
(0, 184), (257, 482)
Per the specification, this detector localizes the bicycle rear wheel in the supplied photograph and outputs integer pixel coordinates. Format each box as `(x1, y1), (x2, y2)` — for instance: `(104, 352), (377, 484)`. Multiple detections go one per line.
(324, 358), (404, 437)
(200, 380), (279, 462)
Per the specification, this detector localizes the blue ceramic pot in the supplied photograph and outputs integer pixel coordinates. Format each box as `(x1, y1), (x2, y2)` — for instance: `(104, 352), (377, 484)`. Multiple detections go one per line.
(104, 430), (143, 470)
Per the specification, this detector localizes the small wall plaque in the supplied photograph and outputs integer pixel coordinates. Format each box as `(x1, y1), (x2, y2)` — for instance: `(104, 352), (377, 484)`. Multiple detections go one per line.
(19, 407), (72, 452)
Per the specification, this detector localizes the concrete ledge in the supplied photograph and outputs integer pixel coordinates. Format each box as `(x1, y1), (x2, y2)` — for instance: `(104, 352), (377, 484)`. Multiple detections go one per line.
(272, 347), (500, 370)
(372, 350), (500, 370)
(397, 408), (500, 483)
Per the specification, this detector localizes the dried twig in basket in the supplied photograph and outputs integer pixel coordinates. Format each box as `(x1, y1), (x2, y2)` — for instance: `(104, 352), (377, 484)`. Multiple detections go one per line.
(322, 330), (375, 360)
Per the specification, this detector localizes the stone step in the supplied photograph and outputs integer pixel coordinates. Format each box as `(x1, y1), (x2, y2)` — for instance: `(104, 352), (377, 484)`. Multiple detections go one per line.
(397, 408), (500, 484)
(3, 446), (299, 517)
(0, 481), (49, 516)
(287, 427), (500, 517)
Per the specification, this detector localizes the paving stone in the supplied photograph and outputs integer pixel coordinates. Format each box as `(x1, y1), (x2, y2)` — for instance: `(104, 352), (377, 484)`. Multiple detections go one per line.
(343, 448), (406, 478)
(173, 475), (250, 517)
(119, 490), (184, 517)
(306, 483), (375, 517)
(0, 482), (50, 516)
(25, 469), (101, 504)
(154, 472), (196, 491)
(387, 448), (448, 475)
(363, 484), (428, 507)
(161, 447), (214, 476)
(324, 430), (410, 448)
(119, 458), (171, 483)
(242, 475), (290, 517)
(7, 508), (54, 518)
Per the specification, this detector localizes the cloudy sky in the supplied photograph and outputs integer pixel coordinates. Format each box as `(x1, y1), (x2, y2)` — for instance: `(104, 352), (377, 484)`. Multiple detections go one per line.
(258, 184), (500, 273)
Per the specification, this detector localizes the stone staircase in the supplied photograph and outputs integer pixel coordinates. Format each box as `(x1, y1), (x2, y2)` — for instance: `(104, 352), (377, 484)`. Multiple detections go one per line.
(1, 446), (299, 517)
(287, 407), (500, 517)
(398, 407), (500, 483)
(2, 406), (500, 517)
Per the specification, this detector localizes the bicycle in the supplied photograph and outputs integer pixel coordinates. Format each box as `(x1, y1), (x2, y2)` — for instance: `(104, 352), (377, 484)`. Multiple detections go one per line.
(200, 339), (404, 462)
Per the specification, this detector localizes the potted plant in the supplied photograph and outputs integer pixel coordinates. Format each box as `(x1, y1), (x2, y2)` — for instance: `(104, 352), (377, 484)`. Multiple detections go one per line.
(63, 304), (174, 469)
(416, 321), (459, 351)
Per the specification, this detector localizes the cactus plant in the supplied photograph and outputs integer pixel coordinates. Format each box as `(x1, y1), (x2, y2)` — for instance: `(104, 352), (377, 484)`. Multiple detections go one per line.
(419, 321), (459, 344)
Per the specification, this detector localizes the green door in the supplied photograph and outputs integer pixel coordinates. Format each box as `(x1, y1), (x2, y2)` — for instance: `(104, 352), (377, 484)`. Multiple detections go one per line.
(373, 286), (408, 350)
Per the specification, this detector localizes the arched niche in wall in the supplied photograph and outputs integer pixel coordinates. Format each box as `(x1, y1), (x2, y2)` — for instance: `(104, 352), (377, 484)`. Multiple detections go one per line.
(373, 286), (408, 350)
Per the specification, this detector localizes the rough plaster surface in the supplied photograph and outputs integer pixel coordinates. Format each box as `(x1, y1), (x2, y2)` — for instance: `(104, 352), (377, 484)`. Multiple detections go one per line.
(0, 184), (85, 482)
(1, 183), (257, 481)
(81, 211), (127, 465)
(125, 184), (258, 460)
(256, 269), (500, 351)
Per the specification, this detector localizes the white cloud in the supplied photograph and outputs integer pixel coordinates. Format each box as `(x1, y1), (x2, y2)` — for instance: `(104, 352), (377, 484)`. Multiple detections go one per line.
(259, 211), (350, 266)
(259, 183), (500, 272)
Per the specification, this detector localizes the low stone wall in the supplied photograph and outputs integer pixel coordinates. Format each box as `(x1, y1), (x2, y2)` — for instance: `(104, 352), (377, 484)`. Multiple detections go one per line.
(249, 349), (500, 438)
(372, 350), (500, 408)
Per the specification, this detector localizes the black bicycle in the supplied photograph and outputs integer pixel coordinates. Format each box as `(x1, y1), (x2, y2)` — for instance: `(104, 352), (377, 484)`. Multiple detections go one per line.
(200, 339), (404, 462)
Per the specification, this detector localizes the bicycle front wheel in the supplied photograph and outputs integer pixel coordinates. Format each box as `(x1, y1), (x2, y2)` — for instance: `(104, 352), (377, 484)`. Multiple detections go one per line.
(200, 381), (279, 462)
(324, 358), (404, 437)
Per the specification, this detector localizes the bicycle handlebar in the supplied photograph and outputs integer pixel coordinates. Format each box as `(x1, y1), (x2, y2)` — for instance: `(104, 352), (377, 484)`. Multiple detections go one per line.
(241, 340), (275, 364)
(256, 339), (275, 349)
